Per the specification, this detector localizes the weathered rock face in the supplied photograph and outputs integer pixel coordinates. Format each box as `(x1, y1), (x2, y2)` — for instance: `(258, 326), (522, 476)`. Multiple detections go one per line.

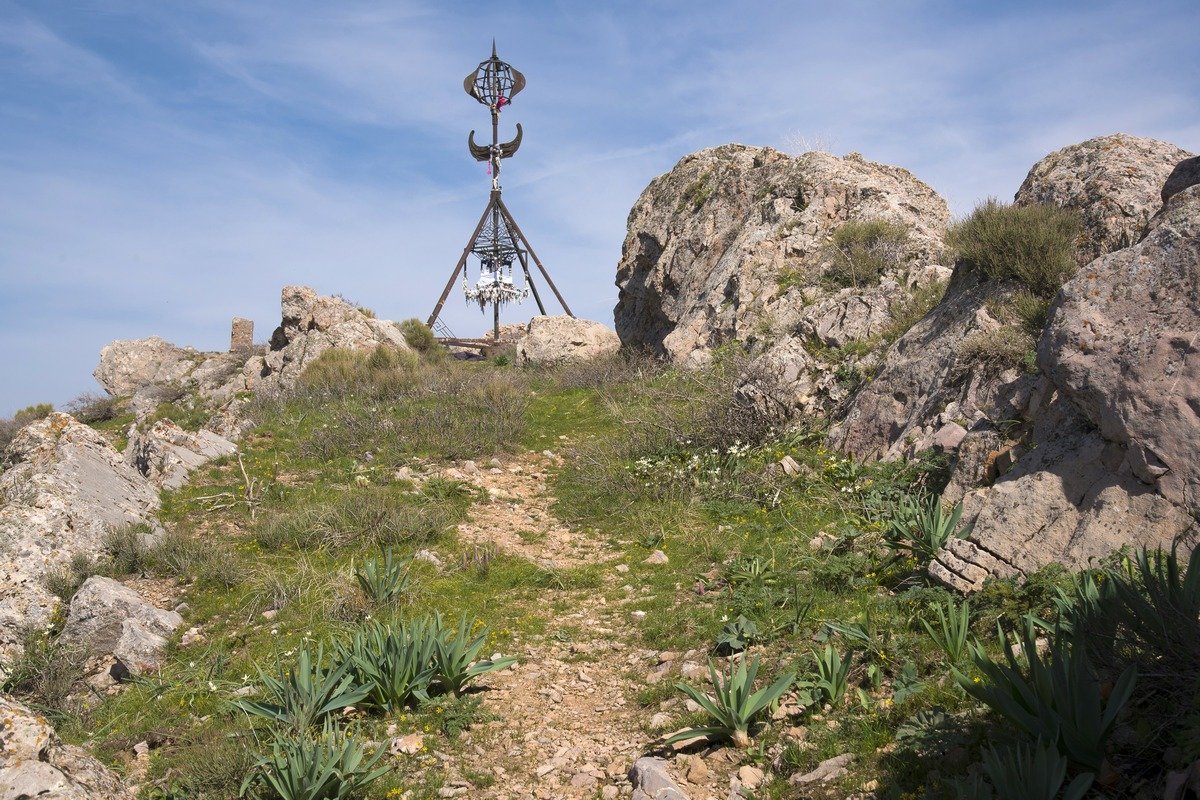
(59, 576), (183, 675)
(244, 286), (412, 393)
(94, 338), (248, 416)
(0, 414), (159, 661)
(614, 145), (949, 366)
(0, 695), (130, 799)
(1014, 133), (1195, 263)
(126, 419), (237, 490)
(933, 172), (1200, 591)
(829, 269), (1041, 462)
(515, 316), (621, 366)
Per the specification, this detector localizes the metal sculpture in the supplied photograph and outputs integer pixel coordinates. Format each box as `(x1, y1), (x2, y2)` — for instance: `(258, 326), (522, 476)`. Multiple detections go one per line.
(427, 41), (573, 343)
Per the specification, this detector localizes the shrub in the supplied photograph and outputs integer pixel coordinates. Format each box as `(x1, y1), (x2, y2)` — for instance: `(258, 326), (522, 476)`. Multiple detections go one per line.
(42, 553), (103, 601)
(0, 403), (53, 452)
(978, 739), (1094, 800)
(947, 200), (1080, 298)
(956, 326), (1036, 375)
(881, 278), (948, 343)
(825, 219), (911, 288)
(397, 319), (439, 354)
(0, 629), (86, 722)
(337, 618), (437, 712)
(354, 549), (413, 605)
(63, 392), (121, 424)
(431, 615), (517, 696)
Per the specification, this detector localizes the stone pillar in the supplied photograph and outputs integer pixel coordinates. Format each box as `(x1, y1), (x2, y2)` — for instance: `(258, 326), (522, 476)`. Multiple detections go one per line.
(230, 317), (254, 352)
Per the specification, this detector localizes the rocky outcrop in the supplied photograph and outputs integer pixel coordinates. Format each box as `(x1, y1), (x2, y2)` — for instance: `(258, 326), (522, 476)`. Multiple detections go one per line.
(94, 338), (248, 417)
(127, 420), (236, 490)
(1014, 133), (1195, 263)
(933, 170), (1200, 591)
(0, 695), (130, 799)
(614, 145), (949, 367)
(59, 577), (183, 676)
(0, 414), (159, 661)
(244, 285), (412, 393)
(515, 316), (621, 366)
(628, 757), (689, 800)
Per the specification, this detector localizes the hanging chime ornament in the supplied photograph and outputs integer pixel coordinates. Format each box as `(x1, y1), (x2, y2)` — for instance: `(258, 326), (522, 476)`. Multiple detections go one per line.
(426, 41), (573, 342)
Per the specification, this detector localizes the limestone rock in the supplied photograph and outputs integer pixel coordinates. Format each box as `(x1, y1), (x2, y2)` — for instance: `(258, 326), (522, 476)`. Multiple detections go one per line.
(1014, 133), (1195, 263)
(614, 144), (949, 365)
(514, 316), (621, 366)
(629, 757), (689, 800)
(1041, 183), (1200, 508)
(0, 695), (129, 798)
(93, 338), (248, 416)
(60, 576), (182, 670)
(244, 286), (411, 393)
(829, 270), (1020, 460)
(126, 419), (237, 490)
(0, 414), (159, 662)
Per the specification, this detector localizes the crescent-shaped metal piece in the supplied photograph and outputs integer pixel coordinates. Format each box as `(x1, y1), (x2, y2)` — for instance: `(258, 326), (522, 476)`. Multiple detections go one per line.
(498, 123), (523, 158)
(464, 70), (484, 103)
(467, 130), (490, 161)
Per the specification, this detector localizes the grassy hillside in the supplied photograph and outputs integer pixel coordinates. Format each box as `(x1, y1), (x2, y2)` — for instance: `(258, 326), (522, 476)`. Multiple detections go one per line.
(5, 346), (1194, 800)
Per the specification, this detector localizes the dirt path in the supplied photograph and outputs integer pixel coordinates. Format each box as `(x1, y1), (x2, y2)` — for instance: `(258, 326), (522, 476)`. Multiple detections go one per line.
(429, 452), (741, 800)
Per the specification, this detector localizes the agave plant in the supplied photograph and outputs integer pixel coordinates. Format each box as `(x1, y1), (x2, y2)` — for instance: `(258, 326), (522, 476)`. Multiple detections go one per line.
(883, 493), (973, 565)
(432, 615), (517, 696)
(665, 655), (795, 748)
(354, 548), (413, 605)
(1111, 546), (1200, 662)
(337, 618), (437, 712)
(239, 720), (390, 800)
(956, 625), (1136, 773)
(234, 645), (369, 733)
(808, 644), (852, 707)
(980, 739), (1093, 800)
(921, 596), (975, 664)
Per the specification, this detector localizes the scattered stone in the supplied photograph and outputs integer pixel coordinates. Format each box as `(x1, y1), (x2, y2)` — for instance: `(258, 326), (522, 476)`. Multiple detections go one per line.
(629, 756), (689, 800)
(649, 712), (672, 731)
(737, 765), (765, 789)
(390, 733), (424, 755)
(686, 757), (710, 784)
(790, 753), (853, 785)
(414, 550), (444, 569)
(59, 577), (182, 665)
(779, 455), (801, 476)
(643, 550), (669, 565)
(615, 564), (630, 574)
(631, 610), (647, 622)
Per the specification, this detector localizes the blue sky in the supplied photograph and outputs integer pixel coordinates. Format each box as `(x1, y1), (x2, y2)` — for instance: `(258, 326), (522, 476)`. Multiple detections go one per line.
(1, 0), (1197, 416)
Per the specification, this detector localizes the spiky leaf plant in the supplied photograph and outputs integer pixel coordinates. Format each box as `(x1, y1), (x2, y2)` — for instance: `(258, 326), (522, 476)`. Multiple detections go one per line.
(239, 720), (390, 800)
(338, 618), (437, 712)
(353, 548), (413, 605)
(665, 655), (795, 748)
(234, 645), (369, 733)
(809, 644), (853, 707)
(883, 494), (973, 565)
(921, 596), (975, 664)
(432, 614), (517, 696)
(956, 626), (1136, 773)
(980, 739), (1093, 800)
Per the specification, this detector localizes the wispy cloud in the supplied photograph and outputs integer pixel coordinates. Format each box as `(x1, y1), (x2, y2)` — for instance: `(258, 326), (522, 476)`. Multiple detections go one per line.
(0, 0), (1197, 414)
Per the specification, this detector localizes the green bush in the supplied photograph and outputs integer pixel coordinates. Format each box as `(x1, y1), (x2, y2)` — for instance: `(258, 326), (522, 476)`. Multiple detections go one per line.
(947, 200), (1080, 298)
(397, 319), (439, 354)
(883, 493), (973, 566)
(235, 646), (369, 734)
(239, 720), (389, 800)
(0, 402), (53, 452)
(825, 219), (911, 288)
(666, 655), (795, 748)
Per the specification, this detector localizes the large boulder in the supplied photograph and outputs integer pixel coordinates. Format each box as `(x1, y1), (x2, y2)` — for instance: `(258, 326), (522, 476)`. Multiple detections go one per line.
(0, 414), (159, 662)
(59, 576), (183, 673)
(1014, 133), (1195, 262)
(614, 145), (949, 367)
(0, 695), (130, 799)
(94, 338), (248, 416)
(244, 286), (412, 392)
(514, 316), (621, 366)
(126, 419), (237, 490)
(933, 175), (1200, 591)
